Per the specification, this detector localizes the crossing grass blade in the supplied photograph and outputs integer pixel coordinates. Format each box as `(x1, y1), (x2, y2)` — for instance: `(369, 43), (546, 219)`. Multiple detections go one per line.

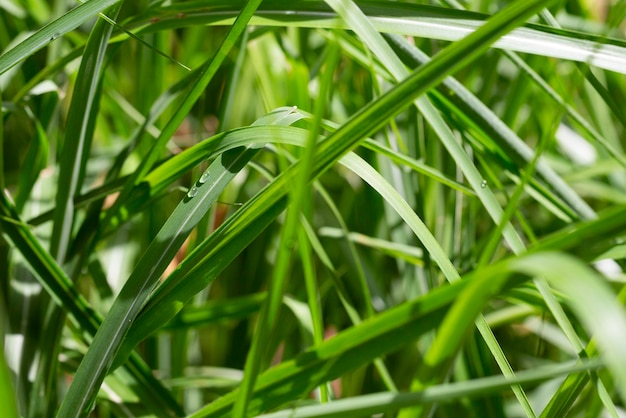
(49, 4), (121, 263)
(0, 192), (184, 416)
(0, 0), (122, 75)
(254, 359), (602, 418)
(4, 0), (626, 415)
(99, 0), (265, 234)
(231, 40), (340, 418)
(140, 1), (626, 74)
(385, 33), (596, 220)
(58, 106), (298, 415)
(188, 250), (626, 417)
(189, 259), (518, 417)
(122, 0), (554, 362)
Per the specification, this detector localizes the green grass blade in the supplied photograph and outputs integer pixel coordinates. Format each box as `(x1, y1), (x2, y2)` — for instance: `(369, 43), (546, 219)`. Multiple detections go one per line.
(231, 41), (340, 418)
(333, 10), (595, 417)
(510, 253), (626, 405)
(100, 0), (264, 233)
(49, 4), (120, 262)
(0, 0), (122, 75)
(0, 192), (184, 416)
(255, 360), (602, 418)
(318, 228), (424, 265)
(165, 293), (266, 329)
(384, 33), (596, 220)
(538, 284), (626, 417)
(141, 2), (626, 74)
(125, 0), (559, 364)
(4, 0), (626, 415)
(0, 338), (19, 418)
(324, 1), (541, 415)
(0, 192), (101, 338)
(188, 249), (626, 417)
(30, 11), (121, 414)
(188, 263), (514, 417)
(339, 152), (459, 281)
(57, 143), (263, 416)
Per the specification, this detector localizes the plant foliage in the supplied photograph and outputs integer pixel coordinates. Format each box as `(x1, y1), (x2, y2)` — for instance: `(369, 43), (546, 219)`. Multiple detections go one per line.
(2, 0), (626, 417)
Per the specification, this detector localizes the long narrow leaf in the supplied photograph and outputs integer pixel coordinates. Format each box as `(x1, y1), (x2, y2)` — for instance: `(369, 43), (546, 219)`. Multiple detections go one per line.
(124, 1), (558, 412)
(0, 0), (122, 75)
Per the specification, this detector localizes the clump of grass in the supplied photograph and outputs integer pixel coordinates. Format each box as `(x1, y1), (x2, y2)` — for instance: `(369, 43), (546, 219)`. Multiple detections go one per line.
(2, 1), (626, 417)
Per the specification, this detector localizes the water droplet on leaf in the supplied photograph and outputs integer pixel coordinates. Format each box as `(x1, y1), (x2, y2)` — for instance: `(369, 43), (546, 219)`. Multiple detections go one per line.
(187, 186), (198, 197)
(198, 170), (210, 184)
(480, 180), (487, 188)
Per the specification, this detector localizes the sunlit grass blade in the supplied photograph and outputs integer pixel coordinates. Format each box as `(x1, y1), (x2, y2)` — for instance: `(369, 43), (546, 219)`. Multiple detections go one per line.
(130, 0), (557, 353)
(5, 0), (625, 415)
(100, 0), (264, 233)
(255, 359), (602, 418)
(190, 249), (626, 417)
(332, 9), (606, 418)
(232, 41), (340, 417)
(510, 253), (626, 405)
(189, 261), (516, 417)
(27, 10), (122, 414)
(0, 0), (122, 75)
(0, 341), (19, 418)
(50, 3), (120, 263)
(140, 2), (626, 74)
(0, 192), (184, 416)
(58, 142), (263, 416)
(318, 227), (423, 265)
(383, 33), (596, 220)
(324, 1), (541, 415)
(537, 256), (626, 416)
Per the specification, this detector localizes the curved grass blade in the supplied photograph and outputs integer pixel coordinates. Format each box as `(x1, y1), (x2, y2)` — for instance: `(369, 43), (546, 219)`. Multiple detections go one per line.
(57, 143), (264, 416)
(115, 125), (474, 359)
(109, 133), (626, 368)
(332, 8), (600, 417)
(0, 0), (122, 75)
(188, 250), (626, 417)
(539, 281), (626, 416)
(339, 152), (459, 281)
(119, 3), (559, 411)
(189, 261), (520, 417)
(290, 107), (474, 195)
(255, 359), (602, 418)
(100, 0), (264, 234)
(510, 253), (626, 406)
(140, 2), (626, 74)
(231, 41), (340, 418)
(62, 106), (301, 415)
(323, 1), (541, 415)
(384, 33), (596, 220)
(0, 192), (183, 416)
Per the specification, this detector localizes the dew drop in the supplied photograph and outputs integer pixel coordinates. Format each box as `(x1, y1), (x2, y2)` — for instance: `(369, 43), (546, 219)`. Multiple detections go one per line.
(198, 170), (210, 184)
(50, 32), (61, 41)
(187, 186), (198, 198)
(480, 180), (487, 188)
